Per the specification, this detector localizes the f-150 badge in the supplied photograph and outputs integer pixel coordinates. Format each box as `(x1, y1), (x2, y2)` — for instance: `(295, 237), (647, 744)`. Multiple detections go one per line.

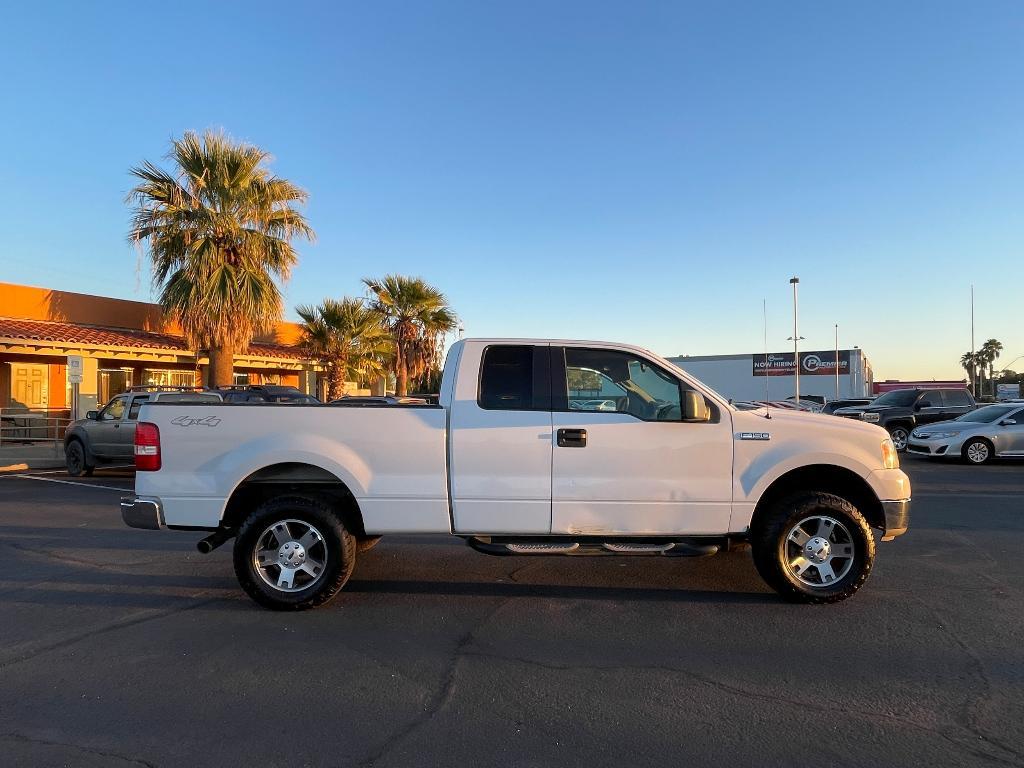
(738, 432), (770, 441)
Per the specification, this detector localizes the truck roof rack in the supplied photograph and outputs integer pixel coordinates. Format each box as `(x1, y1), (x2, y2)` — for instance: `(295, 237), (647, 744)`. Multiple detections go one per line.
(128, 385), (207, 392)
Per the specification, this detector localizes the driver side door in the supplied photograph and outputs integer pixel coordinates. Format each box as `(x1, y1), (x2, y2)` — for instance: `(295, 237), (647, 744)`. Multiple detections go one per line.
(90, 395), (128, 458)
(550, 346), (734, 536)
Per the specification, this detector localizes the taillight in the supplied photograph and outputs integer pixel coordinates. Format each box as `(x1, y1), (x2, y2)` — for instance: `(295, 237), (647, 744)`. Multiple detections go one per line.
(134, 422), (161, 471)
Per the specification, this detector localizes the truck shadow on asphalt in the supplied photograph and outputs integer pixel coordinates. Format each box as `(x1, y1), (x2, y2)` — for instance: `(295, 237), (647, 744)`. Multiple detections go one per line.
(344, 578), (774, 604)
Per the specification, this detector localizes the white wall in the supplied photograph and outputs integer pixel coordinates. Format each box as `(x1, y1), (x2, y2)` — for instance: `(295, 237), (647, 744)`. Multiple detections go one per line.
(669, 353), (871, 402)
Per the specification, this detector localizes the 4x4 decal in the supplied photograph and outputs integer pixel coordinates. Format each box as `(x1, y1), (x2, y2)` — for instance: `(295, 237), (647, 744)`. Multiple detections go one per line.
(170, 415), (222, 428)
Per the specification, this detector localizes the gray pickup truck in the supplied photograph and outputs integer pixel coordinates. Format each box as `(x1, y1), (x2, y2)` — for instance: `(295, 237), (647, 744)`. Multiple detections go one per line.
(64, 389), (221, 476)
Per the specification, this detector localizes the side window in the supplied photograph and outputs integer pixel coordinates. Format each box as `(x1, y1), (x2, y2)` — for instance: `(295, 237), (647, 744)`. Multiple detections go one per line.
(127, 396), (149, 420)
(479, 345), (536, 410)
(101, 396), (128, 421)
(562, 348), (685, 422)
(919, 391), (944, 408)
(946, 390), (972, 407)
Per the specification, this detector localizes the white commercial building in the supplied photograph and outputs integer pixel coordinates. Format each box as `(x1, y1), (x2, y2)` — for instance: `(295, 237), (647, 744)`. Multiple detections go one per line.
(667, 349), (874, 403)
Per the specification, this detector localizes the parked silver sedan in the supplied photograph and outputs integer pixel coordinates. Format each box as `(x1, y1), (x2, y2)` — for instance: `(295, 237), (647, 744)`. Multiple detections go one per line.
(907, 403), (1024, 465)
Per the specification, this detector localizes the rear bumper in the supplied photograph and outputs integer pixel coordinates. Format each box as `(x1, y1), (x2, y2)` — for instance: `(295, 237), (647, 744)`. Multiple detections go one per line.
(880, 499), (910, 541)
(120, 496), (164, 530)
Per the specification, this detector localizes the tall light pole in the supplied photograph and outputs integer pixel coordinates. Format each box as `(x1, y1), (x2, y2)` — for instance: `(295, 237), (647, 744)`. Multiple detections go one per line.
(835, 323), (840, 399)
(789, 277), (800, 402)
(970, 284), (976, 394)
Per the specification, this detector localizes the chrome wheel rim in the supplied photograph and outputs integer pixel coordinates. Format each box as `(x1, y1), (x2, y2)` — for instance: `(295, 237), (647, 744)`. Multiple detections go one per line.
(253, 519), (328, 593)
(889, 428), (908, 451)
(966, 442), (989, 464)
(785, 515), (855, 588)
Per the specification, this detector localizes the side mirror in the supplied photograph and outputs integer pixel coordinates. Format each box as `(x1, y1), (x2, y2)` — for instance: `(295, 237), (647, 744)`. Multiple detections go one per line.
(85, 410), (98, 420)
(1000, 419), (1017, 426)
(683, 390), (711, 422)
(914, 402), (927, 411)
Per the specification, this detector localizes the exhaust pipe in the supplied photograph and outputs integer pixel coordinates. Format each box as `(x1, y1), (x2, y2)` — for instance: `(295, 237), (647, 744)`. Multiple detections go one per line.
(197, 528), (234, 554)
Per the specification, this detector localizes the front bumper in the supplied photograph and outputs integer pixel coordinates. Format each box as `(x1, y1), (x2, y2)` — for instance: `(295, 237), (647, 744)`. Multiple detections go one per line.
(120, 496), (164, 530)
(880, 499), (910, 541)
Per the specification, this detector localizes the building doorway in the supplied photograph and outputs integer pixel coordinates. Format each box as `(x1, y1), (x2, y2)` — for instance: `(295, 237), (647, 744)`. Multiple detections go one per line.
(10, 363), (49, 411)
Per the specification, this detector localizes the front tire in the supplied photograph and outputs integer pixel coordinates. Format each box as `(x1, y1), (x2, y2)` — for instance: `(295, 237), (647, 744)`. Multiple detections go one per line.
(962, 438), (993, 465)
(887, 425), (910, 452)
(233, 495), (356, 611)
(751, 492), (875, 604)
(65, 439), (94, 477)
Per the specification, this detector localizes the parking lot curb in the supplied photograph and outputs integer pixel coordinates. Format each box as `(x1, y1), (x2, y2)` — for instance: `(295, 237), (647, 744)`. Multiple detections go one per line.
(0, 460), (65, 472)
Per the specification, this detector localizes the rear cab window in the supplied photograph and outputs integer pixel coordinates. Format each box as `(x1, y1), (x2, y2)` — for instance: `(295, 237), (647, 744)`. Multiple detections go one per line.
(477, 345), (551, 410)
(128, 396), (149, 420)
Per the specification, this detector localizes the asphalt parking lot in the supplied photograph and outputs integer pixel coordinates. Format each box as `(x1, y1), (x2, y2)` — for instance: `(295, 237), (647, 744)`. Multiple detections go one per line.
(1, 458), (1022, 768)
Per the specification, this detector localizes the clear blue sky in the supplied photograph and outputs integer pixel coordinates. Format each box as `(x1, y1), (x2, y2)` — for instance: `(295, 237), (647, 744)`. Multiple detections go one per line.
(2, 1), (1021, 380)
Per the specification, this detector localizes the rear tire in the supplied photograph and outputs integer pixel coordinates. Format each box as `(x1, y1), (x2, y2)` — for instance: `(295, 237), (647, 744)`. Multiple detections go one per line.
(233, 495), (356, 611)
(357, 536), (382, 553)
(65, 439), (94, 477)
(751, 492), (875, 604)
(962, 438), (993, 465)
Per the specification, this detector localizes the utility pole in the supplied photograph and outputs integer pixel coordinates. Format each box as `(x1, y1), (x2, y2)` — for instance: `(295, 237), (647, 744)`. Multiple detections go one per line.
(787, 277), (802, 402)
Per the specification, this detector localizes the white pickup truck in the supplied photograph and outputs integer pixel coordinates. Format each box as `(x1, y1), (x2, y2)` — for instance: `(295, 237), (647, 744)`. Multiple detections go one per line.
(121, 339), (911, 610)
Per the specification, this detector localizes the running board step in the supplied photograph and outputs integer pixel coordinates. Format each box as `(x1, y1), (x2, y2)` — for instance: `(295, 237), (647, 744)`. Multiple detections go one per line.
(466, 537), (720, 557)
(507, 542), (580, 554)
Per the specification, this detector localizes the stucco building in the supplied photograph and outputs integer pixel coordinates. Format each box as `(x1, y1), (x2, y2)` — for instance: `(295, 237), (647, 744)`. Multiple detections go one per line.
(0, 282), (322, 417)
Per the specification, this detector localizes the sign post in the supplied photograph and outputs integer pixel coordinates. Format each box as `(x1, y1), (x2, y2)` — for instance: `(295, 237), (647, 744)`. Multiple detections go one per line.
(67, 355), (83, 421)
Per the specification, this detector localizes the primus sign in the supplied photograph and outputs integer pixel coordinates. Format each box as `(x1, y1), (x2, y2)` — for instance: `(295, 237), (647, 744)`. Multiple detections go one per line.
(753, 350), (851, 377)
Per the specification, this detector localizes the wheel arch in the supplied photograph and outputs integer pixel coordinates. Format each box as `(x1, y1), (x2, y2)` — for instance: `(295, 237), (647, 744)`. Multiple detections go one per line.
(64, 429), (95, 462)
(221, 462), (366, 537)
(750, 464), (884, 533)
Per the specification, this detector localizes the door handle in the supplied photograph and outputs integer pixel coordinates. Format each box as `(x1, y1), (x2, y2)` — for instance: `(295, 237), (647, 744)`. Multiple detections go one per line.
(556, 428), (587, 447)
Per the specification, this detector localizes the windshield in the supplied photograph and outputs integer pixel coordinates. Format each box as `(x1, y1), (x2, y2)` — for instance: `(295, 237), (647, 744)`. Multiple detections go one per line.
(870, 390), (918, 407)
(955, 405), (1016, 423)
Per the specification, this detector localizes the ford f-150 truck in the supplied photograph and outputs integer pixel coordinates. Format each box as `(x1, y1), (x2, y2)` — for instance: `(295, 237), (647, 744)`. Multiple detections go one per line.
(121, 339), (911, 610)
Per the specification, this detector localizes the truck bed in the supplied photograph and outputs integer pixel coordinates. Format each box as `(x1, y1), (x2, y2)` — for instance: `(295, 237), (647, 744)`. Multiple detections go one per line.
(136, 402), (451, 532)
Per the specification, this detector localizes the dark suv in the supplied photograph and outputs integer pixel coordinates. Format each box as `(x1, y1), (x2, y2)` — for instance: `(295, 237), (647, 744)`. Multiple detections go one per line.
(833, 388), (976, 451)
(217, 385), (320, 404)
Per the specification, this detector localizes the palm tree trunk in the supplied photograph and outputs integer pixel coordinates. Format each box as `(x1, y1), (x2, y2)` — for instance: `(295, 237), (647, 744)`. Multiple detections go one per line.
(328, 362), (346, 401)
(209, 341), (236, 388)
(395, 351), (408, 397)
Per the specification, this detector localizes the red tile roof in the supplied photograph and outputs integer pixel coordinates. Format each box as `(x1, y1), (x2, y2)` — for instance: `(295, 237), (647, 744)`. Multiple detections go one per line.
(0, 317), (306, 360)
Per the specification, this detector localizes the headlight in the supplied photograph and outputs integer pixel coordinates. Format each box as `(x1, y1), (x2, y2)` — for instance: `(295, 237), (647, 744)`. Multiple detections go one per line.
(861, 412), (880, 422)
(929, 431), (961, 439)
(881, 438), (899, 469)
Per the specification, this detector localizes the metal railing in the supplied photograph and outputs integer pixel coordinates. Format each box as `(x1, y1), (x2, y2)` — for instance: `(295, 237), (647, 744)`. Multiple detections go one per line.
(0, 408), (72, 456)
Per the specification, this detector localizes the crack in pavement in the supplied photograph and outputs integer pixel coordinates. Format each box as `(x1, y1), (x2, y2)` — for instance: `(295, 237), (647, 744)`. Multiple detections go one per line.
(458, 649), (1024, 767)
(1, 538), (170, 570)
(356, 596), (515, 767)
(1, 732), (158, 767)
(0, 592), (228, 670)
(910, 593), (1023, 764)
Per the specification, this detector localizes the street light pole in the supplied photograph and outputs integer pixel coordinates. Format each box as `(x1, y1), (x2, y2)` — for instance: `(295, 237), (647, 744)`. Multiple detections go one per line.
(790, 277), (800, 402)
(835, 323), (840, 400)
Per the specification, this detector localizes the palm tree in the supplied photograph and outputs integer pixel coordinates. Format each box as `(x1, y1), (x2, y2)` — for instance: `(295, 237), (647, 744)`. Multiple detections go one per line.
(362, 275), (457, 396)
(980, 339), (1003, 397)
(127, 130), (314, 386)
(960, 351), (981, 394)
(296, 298), (393, 400)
